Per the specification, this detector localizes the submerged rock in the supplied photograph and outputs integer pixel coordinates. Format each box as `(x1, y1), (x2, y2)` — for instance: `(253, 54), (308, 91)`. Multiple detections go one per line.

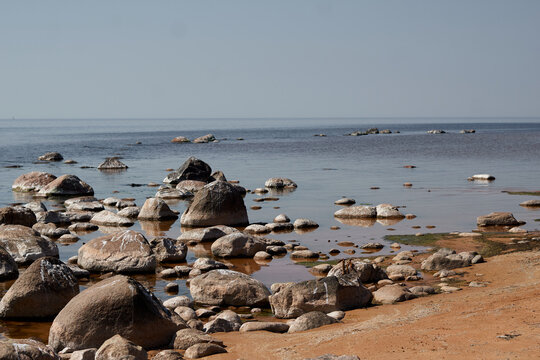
(38, 152), (63, 161)
(48, 275), (179, 352)
(12, 171), (57, 192)
(97, 157), (128, 170)
(264, 177), (297, 188)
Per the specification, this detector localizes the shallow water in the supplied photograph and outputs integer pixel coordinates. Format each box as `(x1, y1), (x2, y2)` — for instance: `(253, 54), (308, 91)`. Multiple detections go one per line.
(0, 118), (539, 341)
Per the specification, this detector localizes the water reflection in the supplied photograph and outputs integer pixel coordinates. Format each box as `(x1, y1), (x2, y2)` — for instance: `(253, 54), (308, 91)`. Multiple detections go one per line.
(376, 218), (404, 226)
(334, 217), (376, 227)
(140, 219), (176, 237)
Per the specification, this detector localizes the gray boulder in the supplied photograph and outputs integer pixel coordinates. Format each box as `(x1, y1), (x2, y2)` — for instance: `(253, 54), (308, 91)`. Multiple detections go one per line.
(288, 311), (338, 333)
(0, 338), (59, 360)
(0, 246), (18, 281)
(181, 181), (248, 227)
(91, 210), (134, 226)
(477, 212), (523, 227)
(264, 177), (297, 188)
(193, 134), (216, 143)
(334, 206), (377, 219)
(97, 157), (128, 170)
(95, 335), (146, 360)
(177, 226), (238, 243)
(211, 232), (266, 258)
(0, 224), (59, 264)
(190, 269), (270, 307)
(137, 198), (178, 221)
(172, 328), (224, 350)
(78, 230), (156, 273)
(37, 174), (94, 197)
(149, 237), (187, 263)
(372, 284), (416, 304)
(12, 171), (57, 192)
(163, 157), (212, 185)
(239, 321), (289, 333)
(0, 206), (37, 227)
(38, 152), (63, 161)
(269, 275), (373, 319)
(153, 350), (183, 360)
(293, 218), (319, 229)
(48, 275), (179, 352)
(0, 257), (78, 318)
(375, 204), (405, 218)
(327, 260), (387, 283)
(184, 343), (227, 359)
(421, 249), (483, 271)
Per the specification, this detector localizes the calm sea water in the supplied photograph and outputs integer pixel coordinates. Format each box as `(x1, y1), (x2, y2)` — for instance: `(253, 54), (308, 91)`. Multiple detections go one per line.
(0, 118), (539, 340)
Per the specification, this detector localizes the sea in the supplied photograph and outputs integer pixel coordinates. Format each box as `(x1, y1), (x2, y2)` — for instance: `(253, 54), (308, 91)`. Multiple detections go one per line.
(0, 117), (539, 340)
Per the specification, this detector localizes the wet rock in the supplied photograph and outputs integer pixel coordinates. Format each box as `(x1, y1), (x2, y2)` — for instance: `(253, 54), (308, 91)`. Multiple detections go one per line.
(173, 328), (224, 350)
(0, 224), (59, 264)
(174, 306), (197, 322)
(334, 206), (377, 219)
(0, 257), (78, 318)
(181, 181), (248, 227)
(265, 177), (297, 188)
(375, 204), (405, 218)
(372, 284), (416, 304)
(37, 211), (71, 225)
(48, 275), (179, 352)
(117, 206), (140, 218)
(270, 275), (373, 319)
(421, 249), (483, 271)
(240, 321), (289, 333)
(190, 269), (270, 307)
(149, 237), (187, 263)
(37, 175), (94, 198)
(334, 198), (355, 205)
(520, 199), (540, 207)
(184, 343), (227, 358)
(171, 136), (190, 143)
(209, 170), (227, 182)
(253, 251), (272, 260)
(273, 214), (290, 223)
(211, 232), (266, 258)
(39, 152), (64, 161)
(164, 157), (212, 185)
(78, 230), (156, 273)
(91, 210), (134, 227)
(311, 264), (332, 275)
(12, 171), (57, 192)
(138, 198), (178, 221)
(58, 234), (79, 243)
(460, 129), (476, 134)
(0, 206), (37, 227)
(193, 134), (216, 143)
(94, 334), (146, 360)
(327, 260), (387, 283)
(97, 157), (128, 170)
(288, 311), (338, 333)
(477, 212), (522, 227)
(0, 338), (60, 360)
(266, 245), (287, 255)
(293, 218), (319, 229)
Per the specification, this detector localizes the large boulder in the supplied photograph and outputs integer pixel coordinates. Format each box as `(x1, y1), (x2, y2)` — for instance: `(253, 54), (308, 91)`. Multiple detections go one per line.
(48, 275), (179, 352)
(0, 206), (37, 227)
(211, 232), (266, 258)
(0, 225), (59, 264)
(0, 338), (60, 360)
(477, 212), (523, 227)
(95, 335), (147, 360)
(97, 157), (128, 170)
(37, 175), (94, 198)
(184, 343), (227, 359)
(0, 246), (18, 281)
(181, 181), (248, 227)
(90, 210), (134, 227)
(264, 177), (297, 188)
(287, 311), (338, 333)
(372, 284), (416, 304)
(0, 257), (78, 319)
(12, 171), (57, 192)
(172, 328), (224, 350)
(375, 204), (405, 218)
(190, 269), (270, 307)
(177, 226), (238, 244)
(137, 198), (178, 221)
(163, 157), (212, 185)
(334, 206), (377, 219)
(78, 230), (156, 273)
(421, 248), (483, 271)
(149, 237), (187, 263)
(327, 260), (387, 283)
(269, 275), (373, 319)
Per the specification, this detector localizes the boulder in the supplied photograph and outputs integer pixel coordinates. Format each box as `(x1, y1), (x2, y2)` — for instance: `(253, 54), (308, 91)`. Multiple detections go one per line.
(239, 321), (289, 333)
(334, 198), (355, 205)
(0, 338), (60, 360)
(409, 285), (436, 296)
(0, 257), (78, 318)
(386, 264), (417, 277)
(176, 180), (207, 193)
(520, 199), (540, 207)
(290, 250), (319, 260)
(153, 350), (183, 360)
(91, 210), (134, 227)
(164, 296), (193, 310)
(264, 177), (297, 188)
(95, 335), (146, 360)
(163, 157), (212, 185)
(293, 218), (319, 229)
(181, 181), (248, 227)
(273, 214), (290, 223)
(172, 328), (224, 350)
(244, 224), (270, 234)
(372, 284), (416, 304)
(24, 201), (48, 214)
(37, 175), (94, 198)
(327, 260), (387, 283)
(334, 206), (377, 219)
(470, 174), (495, 181)
(78, 230), (156, 273)
(375, 204), (405, 218)
(0, 206), (37, 227)
(477, 212), (522, 227)
(66, 201), (104, 212)
(12, 171), (57, 192)
(211, 232), (266, 258)
(421, 249), (483, 271)
(38, 152), (63, 161)
(266, 222), (294, 232)
(97, 157), (128, 170)
(69, 222), (99, 232)
(288, 311), (338, 333)
(149, 237), (187, 263)
(178, 226), (239, 243)
(0, 224), (59, 264)
(155, 187), (192, 200)
(203, 310), (242, 333)
(48, 275), (179, 352)
(171, 136), (190, 143)
(269, 275), (373, 319)
(190, 269), (270, 307)
(192, 258), (228, 272)
(209, 170), (227, 182)
(0, 246), (18, 281)
(361, 242), (384, 250)
(117, 206), (140, 218)
(193, 134), (216, 143)
(184, 343), (226, 358)
(36, 211), (71, 225)
(137, 198), (178, 221)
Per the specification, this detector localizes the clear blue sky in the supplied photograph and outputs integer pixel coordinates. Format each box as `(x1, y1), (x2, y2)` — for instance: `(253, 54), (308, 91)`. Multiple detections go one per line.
(1, 0), (539, 119)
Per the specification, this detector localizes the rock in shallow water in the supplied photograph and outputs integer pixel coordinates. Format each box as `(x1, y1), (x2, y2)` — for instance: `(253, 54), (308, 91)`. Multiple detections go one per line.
(0, 206), (37, 227)
(0, 338), (59, 360)
(97, 157), (128, 170)
(36, 174), (94, 198)
(12, 171), (57, 192)
(164, 156), (212, 185)
(477, 212), (522, 227)
(211, 232), (266, 258)
(0, 224), (59, 264)
(137, 197), (178, 221)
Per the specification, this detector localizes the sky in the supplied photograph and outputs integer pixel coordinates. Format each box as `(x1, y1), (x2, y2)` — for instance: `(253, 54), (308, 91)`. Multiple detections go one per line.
(1, 0), (539, 119)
